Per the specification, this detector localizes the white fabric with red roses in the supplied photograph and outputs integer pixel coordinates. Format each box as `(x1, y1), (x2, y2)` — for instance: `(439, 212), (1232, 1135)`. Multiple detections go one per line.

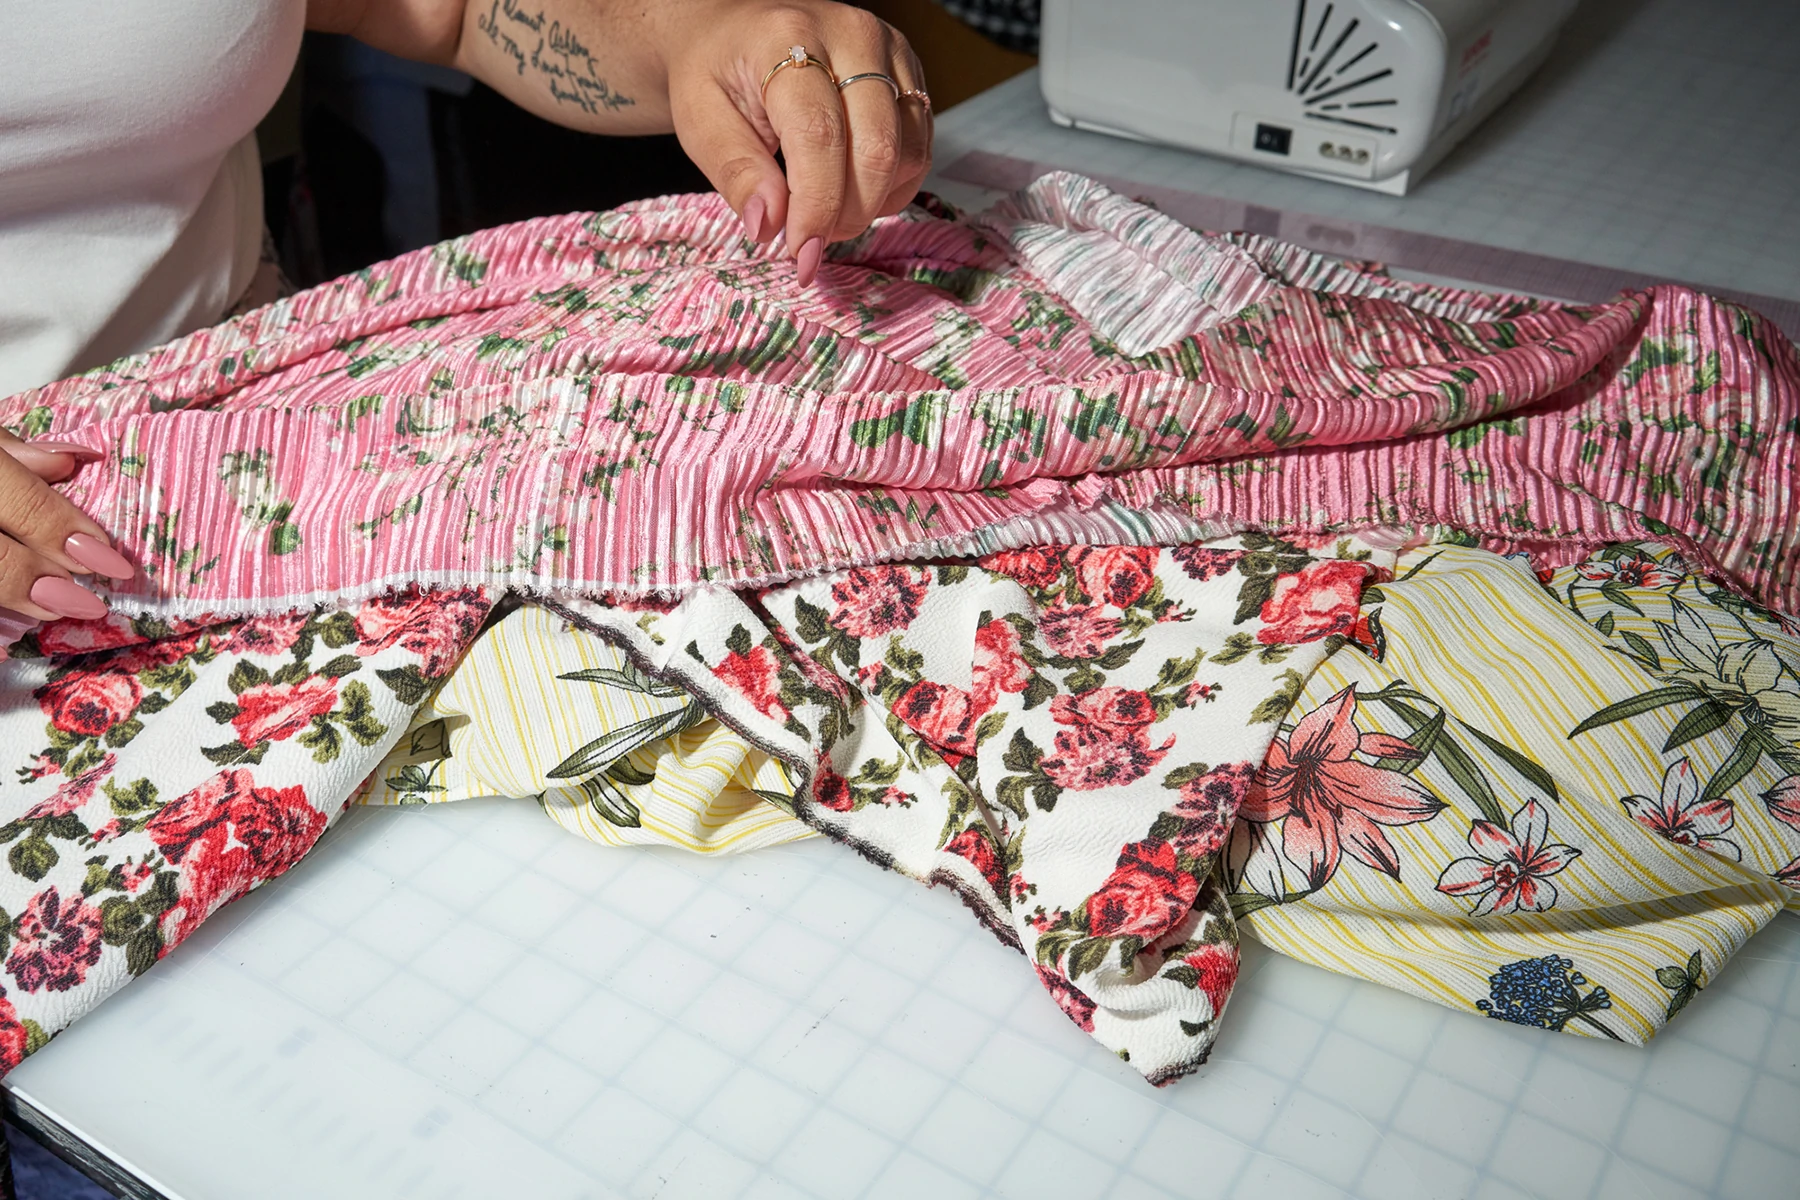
(0, 588), (492, 1074)
(559, 532), (1396, 1086)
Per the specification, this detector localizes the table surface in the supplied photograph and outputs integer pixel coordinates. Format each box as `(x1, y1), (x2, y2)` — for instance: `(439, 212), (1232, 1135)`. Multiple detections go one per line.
(9, 2), (1800, 1198)
(929, 0), (1800, 310)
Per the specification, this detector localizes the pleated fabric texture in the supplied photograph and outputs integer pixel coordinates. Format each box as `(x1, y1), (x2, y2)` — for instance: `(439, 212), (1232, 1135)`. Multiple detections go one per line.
(3, 172), (1794, 623)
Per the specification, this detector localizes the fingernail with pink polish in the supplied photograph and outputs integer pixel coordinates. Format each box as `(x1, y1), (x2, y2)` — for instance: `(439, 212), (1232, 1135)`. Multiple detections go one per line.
(4, 444), (75, 477)
(65, 533), (135, 581)
(30, 577), (109, 621)
(796, 237), (825, 288)
(30, 441), (103, 460)
(742, 195), (767, 243)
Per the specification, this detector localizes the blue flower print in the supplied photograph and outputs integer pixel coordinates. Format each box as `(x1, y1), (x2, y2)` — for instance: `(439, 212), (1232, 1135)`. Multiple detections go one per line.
(1476, 955), (1621, 1040)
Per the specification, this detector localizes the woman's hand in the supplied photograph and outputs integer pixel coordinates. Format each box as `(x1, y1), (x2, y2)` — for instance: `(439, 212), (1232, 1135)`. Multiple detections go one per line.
(0, 431), (134, 628)
(315, 0), (934, 285)
(656, 1), (933, 281)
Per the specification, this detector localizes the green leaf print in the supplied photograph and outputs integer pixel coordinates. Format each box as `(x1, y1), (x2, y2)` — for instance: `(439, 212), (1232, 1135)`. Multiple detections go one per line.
(228, 660), (269, 695)
(298, 716), (343, 763)
(339, 681), (389, 746)
(475, 334), (530, 360)
(1620, 338), (1686, 388)
(386, 763), (447, 805)
(16, 406), (53, 439)
(1229, 890), (1315, 919)
(435, 241), (489, 286)
(1417, 719), (1505, 825)
(605, 757), (659, 787)
(1661, 700), (1733, 751)
(1211, 632), (1254, 665)
(1222, 412), (1259, 442)
(200, 740), (271, 766)
(1705, 727), (1765, 800)
(1689, 351), (1721, 394)
(1457, 721), (1561, 804)
(581, 775), (643, 828)
(547, 701), (707, 781)
(9, 836), (56, 883)
(376, 665), (435, 705)
(342, 393), (384, 434)
(268, 519), (303, 556)
(1363, 685), (1510, 824)
(1568, 685), (1707, 736)
(1617, 630), (1661, 672)
(1248, 669), (1306, 725)
(103, 777), (159, 816)
(1063, 390), (1129, 443)
(753, 788), (799, 817)
(558, 662), (690, 699)
(849, 394), (943, 450)
(1445, 419), (1522, 450)
(1265, 404), (1311, 449)
(1373, 706), (1443, 772)
(1655, 950), (1706, 1020)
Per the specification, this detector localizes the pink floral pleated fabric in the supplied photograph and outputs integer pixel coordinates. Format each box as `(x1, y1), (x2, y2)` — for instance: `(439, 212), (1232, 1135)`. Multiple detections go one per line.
(3, 172), (1795, 619)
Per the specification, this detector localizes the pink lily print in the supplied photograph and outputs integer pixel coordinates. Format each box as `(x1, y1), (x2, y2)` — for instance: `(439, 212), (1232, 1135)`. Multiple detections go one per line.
(1764, 775), (1800, 887)
(1239, 686), (1443, 891)
(1621, 758), (1741, 860)
(1435, 799), (1581, 916)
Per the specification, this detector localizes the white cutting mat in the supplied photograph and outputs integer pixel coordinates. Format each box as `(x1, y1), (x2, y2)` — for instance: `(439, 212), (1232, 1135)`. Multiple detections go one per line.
(10, 1), (1800, 1194)
(8, 799), (1798, 1200)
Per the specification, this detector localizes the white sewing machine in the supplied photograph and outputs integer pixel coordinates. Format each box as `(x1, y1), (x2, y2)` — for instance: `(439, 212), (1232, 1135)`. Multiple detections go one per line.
(1040, 0), (1580, 194)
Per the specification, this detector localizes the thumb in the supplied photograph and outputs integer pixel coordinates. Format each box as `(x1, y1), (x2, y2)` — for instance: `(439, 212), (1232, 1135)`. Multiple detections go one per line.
(670, 77), (790, 245)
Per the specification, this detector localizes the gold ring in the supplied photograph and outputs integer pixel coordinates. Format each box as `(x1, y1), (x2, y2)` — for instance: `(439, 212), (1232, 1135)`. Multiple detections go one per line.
(761, 45), (836, 99)
(837, 72), (901, 100)
(898, 88), (932, 111)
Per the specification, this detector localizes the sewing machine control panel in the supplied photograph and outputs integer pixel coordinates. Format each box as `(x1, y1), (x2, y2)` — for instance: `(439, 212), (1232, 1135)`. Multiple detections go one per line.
(1233, 113), (1378, 178)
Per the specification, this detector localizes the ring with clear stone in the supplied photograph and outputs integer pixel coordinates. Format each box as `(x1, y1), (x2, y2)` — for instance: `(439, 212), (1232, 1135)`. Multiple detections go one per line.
(760, 45), (836, 98)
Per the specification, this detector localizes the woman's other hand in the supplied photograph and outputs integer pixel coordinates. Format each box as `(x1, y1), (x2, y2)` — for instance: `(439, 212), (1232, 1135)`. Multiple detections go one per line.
(319, 0), (934, 284)
(658, 1), (933, 283)
(0, 431), (134, 627)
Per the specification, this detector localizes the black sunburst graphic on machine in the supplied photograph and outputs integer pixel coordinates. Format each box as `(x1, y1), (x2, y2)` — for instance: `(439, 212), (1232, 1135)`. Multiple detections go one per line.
(1286, 1), (1399, 134)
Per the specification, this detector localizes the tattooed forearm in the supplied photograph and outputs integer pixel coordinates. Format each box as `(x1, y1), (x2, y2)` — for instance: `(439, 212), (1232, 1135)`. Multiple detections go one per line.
(475, 0), (636, 115)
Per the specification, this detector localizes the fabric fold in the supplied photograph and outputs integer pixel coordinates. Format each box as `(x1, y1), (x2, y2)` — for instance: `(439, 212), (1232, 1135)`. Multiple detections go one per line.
(1, 172), (1796, 1086)
(6, 174), (1793, 619)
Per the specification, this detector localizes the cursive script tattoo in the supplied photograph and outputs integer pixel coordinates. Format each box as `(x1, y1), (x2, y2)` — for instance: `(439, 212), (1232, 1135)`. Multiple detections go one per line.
(476, 0), (636, 116)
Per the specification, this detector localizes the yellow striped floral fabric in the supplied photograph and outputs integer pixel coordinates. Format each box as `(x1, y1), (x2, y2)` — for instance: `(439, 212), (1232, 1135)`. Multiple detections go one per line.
(354, 604), (814, 854)
(1230, 543), (1798, 1043)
